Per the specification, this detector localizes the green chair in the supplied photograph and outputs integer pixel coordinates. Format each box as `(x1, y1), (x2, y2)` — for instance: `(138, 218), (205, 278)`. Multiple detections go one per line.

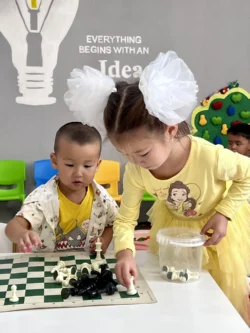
(142, 191), (156, 202)
(0, 160), (26, 203)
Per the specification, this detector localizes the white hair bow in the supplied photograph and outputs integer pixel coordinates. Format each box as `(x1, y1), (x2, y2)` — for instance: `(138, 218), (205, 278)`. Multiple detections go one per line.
(139, 51), (198, 125)
(64, 66), (116, 140)
(64, 51), (198, 139)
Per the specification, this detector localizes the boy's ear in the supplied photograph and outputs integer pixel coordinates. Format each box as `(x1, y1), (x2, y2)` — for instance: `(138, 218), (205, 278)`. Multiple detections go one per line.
(50, 152), (58, 169)
(95, 159), (102, 173)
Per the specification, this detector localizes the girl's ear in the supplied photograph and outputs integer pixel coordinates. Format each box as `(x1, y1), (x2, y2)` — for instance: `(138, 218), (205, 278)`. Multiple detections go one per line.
(164, 124), (179, 139)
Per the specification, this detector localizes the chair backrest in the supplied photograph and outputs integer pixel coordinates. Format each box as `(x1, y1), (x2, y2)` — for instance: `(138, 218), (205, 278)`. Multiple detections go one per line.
(0, 223), (12, 253)
(0, 160), (26, 202)
(94, 160), (120, 197)
(34, 159), (58, 187)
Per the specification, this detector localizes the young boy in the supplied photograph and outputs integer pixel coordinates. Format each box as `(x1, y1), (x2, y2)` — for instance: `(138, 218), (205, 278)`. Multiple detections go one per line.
(5, 122), (118, 253)
(228, 123), (250, 156)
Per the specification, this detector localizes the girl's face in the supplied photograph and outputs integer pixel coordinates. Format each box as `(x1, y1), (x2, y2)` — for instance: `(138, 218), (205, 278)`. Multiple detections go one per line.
(110, 126), (177, 170)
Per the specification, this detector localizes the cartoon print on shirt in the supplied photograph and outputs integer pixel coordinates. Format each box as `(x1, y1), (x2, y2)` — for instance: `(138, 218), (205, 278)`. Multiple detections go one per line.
(166, 181), (201, 216)
(56, 220), (87, 249)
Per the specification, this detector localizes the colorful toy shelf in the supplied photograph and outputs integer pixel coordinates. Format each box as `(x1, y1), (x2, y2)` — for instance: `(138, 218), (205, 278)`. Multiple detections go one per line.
(191, 87), (250, 148)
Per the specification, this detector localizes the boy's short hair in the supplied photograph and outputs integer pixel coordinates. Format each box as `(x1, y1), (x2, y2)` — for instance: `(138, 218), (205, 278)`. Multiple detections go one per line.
(54, 122), (102, 154)
(227, 123), (250, 141)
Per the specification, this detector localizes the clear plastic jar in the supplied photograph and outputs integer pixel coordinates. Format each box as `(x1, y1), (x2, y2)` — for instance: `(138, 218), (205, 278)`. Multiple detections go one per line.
(156, 227), (206, 283)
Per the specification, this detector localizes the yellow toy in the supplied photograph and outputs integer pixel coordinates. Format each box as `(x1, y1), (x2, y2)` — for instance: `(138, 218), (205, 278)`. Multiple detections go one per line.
(199, 114), (207, 126)
(221, 124), (228, 135)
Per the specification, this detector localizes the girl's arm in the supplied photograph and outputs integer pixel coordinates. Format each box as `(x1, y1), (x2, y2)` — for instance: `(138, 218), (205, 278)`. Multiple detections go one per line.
(113, 163), (145, 256)
(215, 148), (250, 219)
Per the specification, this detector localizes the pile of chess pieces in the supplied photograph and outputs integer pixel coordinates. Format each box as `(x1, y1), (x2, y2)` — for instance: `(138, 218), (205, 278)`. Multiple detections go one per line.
(51, 238), (137, 299)
(58, 262), (119, 299)
(161, 265), (199, 282)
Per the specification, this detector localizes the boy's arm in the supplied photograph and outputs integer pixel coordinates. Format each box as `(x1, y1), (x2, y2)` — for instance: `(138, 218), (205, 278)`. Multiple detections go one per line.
(5, 191), (45, 252)
(101, 225), (113, 253)
(89, 194), (118, 254)
(5, 216), (43, 252)
(5, 216), (30, 243)
(89, 226), (113, 254)
(105, 197), (119, 227)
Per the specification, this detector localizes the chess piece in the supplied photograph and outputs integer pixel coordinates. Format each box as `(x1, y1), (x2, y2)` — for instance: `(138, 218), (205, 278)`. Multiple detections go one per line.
(89, 282), (117, 298)
(162, 265), (169, 272)
(9, 285), (19, 303)
(126, 276), (137, 296)
(166, 271), (179, 281)
(55, 271), (68, 283)
(81, 263), (92, 275)
(62, 277), (71, 287)
(91, 262), (101, 273)
(51, 260), (65, 273)
(95, 237), (102, 261)
(182, 269), (199, 281)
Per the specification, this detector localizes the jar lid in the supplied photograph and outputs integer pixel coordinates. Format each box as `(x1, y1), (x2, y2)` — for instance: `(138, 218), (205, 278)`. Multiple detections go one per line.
(156, 227), (206, 248)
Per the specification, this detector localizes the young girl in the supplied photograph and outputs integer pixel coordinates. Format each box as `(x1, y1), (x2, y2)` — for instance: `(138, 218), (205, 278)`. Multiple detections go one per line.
(64, 51), (250, 324)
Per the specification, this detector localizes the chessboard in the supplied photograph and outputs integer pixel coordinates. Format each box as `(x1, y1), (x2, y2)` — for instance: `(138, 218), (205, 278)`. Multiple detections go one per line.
(0, 251), (157, 312)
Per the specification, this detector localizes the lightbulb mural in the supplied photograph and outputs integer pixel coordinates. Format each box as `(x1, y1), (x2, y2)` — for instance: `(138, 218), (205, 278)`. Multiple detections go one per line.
(0, 0), (79, 105)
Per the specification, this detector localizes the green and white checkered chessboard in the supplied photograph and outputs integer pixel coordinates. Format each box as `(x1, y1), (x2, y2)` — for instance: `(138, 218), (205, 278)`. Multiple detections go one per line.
(0, 251), (156, 312)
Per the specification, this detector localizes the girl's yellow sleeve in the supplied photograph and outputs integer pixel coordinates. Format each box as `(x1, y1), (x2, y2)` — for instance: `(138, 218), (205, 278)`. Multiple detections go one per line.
(113, 163), (145, 256)
(215, 148), (250, 220)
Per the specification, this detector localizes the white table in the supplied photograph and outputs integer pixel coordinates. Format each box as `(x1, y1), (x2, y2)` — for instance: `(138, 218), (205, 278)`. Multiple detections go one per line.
(0, 251), (249, 333)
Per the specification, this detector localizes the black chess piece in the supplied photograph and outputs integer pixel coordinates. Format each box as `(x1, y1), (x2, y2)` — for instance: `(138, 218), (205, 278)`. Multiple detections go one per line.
(69, 278), (77, 287)
(88, 282), (117, 298)
(97, 267), (117, 289)
(100, 264), (109, 273)
(61, 287), (79, 300)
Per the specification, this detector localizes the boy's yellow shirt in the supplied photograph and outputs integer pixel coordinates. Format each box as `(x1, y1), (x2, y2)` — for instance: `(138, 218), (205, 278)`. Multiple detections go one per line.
(55, 186), (94, 250)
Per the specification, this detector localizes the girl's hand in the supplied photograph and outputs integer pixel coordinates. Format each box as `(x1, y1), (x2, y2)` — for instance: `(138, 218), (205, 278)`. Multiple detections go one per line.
(115, 249), (137, 288)
(201, 212), (229, 246)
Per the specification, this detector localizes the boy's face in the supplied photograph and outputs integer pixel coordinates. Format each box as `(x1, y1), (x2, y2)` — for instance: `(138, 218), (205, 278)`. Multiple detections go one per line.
(228, 134), (250, 156)
(50, 138), (101, 192)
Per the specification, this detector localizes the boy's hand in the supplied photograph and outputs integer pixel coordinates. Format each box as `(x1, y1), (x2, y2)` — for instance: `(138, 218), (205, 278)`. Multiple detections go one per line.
(89, 226), (113, 254)
(201, 212), (228, 246)
(17, 230), (43, 253)
(115, 249), (137, 288)
(89, 236), (109, 254)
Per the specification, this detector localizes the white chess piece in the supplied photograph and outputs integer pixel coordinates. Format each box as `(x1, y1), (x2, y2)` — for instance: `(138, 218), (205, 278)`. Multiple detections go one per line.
(65, 266), (77, 277)
(9, 285), (19, 303)
(91, 262), (101, 273)
(62, 277), (70, 287)
(51, 260), (65, 273)
(95, 237), (102, 261)
(183, 269), (199, 281)
(126, 276), (137, 296)
(56, 272), (68, 283)
(81, 263), (92, 275)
